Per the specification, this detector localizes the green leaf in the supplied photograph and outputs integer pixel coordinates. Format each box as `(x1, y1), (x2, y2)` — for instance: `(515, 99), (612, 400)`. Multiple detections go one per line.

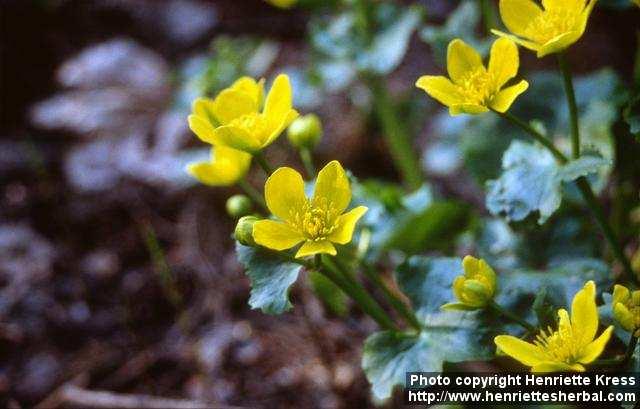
(308, 270), (348, 316)
(235, 243), (302, 314)
(384, 201), (472, 254)
(362, 256), (494, 400)
(362, 327), (489, 400)
(420, 1), (490, 67)
(623, 92), (640, 139)
(486, 141), (611, 224)
(358, 5), (423, 74)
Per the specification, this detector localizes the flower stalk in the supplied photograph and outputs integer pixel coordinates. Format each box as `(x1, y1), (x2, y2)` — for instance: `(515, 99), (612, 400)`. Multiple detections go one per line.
(369, 78), (424, 190)
(319, 255), (398, 331)
(557, 53), (580, 159)
(237, 179), (268, 213)
(362, 262), (422, 332)
(489, 300), (537, 333)
(494, 110), (636, 285)
(300, 148), (316, 179)
(254, 152), (274, 175)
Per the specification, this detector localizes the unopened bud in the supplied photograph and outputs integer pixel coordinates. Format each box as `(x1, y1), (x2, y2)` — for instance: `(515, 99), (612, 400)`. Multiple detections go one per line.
(287, 113), (322, 150)
(226, 194), (252, 218)
(235, 216), (259, 246)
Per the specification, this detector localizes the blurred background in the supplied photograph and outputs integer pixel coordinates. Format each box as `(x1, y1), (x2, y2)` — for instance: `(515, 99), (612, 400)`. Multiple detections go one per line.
(1, 0), (639, 407)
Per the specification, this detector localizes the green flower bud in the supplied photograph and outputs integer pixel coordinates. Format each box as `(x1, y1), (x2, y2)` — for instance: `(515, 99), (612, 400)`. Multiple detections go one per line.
(226, 194), (253, 218)
(234, 216), (259, 246)
(287, 113), (323, 150)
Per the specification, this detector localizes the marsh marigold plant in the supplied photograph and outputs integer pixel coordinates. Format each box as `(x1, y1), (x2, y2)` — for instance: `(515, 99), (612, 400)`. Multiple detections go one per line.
(188, 74), (299, 154)
(253, 161), (368, 258)
(416, 37), (528, 115)
(492, 0), (598, 58)
(495, 281), (613, 372)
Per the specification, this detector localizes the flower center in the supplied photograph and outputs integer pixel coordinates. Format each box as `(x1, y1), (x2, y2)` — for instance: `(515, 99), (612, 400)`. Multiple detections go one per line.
(455, 67), (494, 105)
(524, 8), (579, 44)
(290, 200), (339, 241)
(533, 326), (581, 364)
(228, 113), (270, 142)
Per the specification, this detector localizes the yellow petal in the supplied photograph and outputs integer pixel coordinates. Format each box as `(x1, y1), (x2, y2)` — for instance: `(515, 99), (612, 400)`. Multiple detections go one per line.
(313, 160), (351, 215)
(488, 37), (519, 90)
(230, 76), (265, 107)
(542, 0), (585, 11)
(571, 280), (598, 347)
(612, 284), (631, 305)
(187, 146), (251, 186)
(494, 335), (547, 366)
(328, 206), (368, 244)
(212, 125), (262, 153)
(498, 0), (543, 38)
(557, 308), (571, 333)
(531, 362), (585, 372)
(613, 303), (635, 332)
(295, 240), (336, 258)
(452, 275), (466, 303)
(253, 219), (304, 251)
(462, 255), (480, 278)
(264, 167), (307, 222)
(537, 31), (581, 57)
(491, 29), (540, 52)
(415, 75), (465, 108)
(577, 326), (613, 364)
(489, 80), (529, 113)
(447, 39), (484, 83)
(188, 114), (218, 145)
(450, 103), (489, 116)
(264, 74), (294, 127)
(262, 108), (299, 148)
(211, 89), (259, 125)
(478, 259), (497, 294)
(192, 98), (218, 126)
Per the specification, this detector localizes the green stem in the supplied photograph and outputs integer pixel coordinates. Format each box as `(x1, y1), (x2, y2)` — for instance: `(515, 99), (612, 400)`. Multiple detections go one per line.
(493, 110), (567, 163)
(480, 0), (498, 34)
(496, 110), (636, 284)
(369, 78), (424, 190)
(362, 262), (422, 332)
(575, 178), (637, 284)
(299, 148), (316, 178)
(254, 152), (274, 176)
(238, 179), (268, 213)
(489, 301), (537, 333)
(557, 53), (580, 159)
(320, 255), (397, 331)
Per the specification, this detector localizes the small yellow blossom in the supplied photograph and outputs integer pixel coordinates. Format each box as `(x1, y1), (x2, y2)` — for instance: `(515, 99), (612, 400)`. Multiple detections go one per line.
(612, 284), (640, 337)
(265, 0), (297, 8)
(495, 281), (613, 372)
(634, 0), (640, 7)
(416, 38), (528, 116)
(253, 161), (368, 258)
(189, 75), (299, 154)
(492, 0), (598, 58)
(187, 146), (251, 187)
(442, 256), (497, 310)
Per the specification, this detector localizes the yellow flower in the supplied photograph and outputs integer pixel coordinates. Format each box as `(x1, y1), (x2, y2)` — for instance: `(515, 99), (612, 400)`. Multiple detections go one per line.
(612, 284), (640, 337)
(253, 161), (368, 258)
(492, 0), (598, 58)
(442, 256), (497, 310)
(416, 38), (528, 116)
(265, 0), (297, 8)
(495, 281), (613, 372)
(187, 146), (251, 187)
(188, 74), (299, 154)
(634, 0), (640, 7)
